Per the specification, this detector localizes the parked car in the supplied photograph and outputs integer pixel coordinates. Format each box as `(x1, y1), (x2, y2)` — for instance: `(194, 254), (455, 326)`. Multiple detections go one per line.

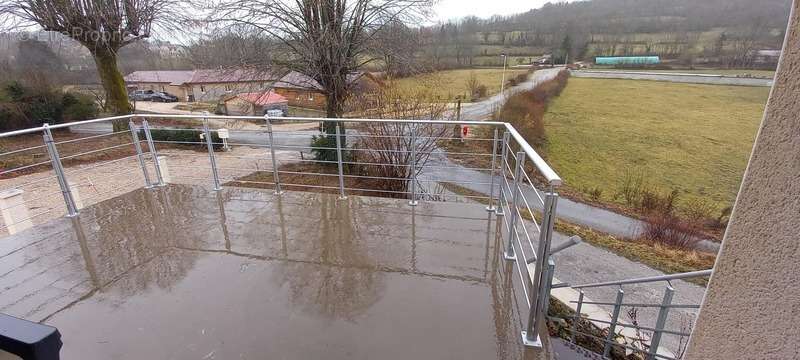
(129, 89), (155, 101)
(151, 92), (179, 102)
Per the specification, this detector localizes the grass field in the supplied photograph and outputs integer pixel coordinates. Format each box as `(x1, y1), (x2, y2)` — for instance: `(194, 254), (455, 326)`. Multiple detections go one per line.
(544, 78), (770, 216)
(590, 68), (776, 79)
(389, 68), (528, 102)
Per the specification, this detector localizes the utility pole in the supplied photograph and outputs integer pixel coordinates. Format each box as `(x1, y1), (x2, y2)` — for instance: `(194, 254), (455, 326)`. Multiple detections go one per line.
(500, 53), (508, 97)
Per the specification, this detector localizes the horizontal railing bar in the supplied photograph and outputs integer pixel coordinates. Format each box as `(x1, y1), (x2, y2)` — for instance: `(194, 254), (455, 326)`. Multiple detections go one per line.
(58, 142), (135, 161)
(137, 113), (506, 127)
(0, 159), (53, 175)
(0, 114), (135, 138)
(551, 326), (677, 360)
(0, 208), (59, 231)
(0, 189), (64, 211)
(0, 174), (58, 192)
(566, 316), (693, 337)
(52, 129), (131, 145)
(569, 300), (701, 309)
(504, 123), (562, 186)
(64, 153), (141, 174)
(553, 269), (714, 289)
(0, 143), (48, 157)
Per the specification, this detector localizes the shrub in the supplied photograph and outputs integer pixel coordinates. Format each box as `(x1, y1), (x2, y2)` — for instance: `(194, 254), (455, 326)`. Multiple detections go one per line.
(310, 133), (347, 162)
(495, 70), (569, 152)
(0, 81), (98, 131)
(475, 85), (487, 98)
(641, 212), (701, 250)
(62, 92), (99, 121)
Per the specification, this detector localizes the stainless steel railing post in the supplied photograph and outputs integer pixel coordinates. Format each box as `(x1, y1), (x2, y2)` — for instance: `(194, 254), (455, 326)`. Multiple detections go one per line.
(129, 120), (152, 189)
(42, 124), (79, 217)
(141, 120), (165, 186)
(571, 290), (584, 344)
(486, 127), (499, 212)
(334, 123), (347, 200)
(647, 286), (675, 360)
(527, 191), (560, 344)
(264, 114), (283, 195)
(504, 151), (525, 261)
(202, 114), (222, 191)
(496, 131), (510, 216)
(409, 124), (418, 206)
(604, 288), (625, 358)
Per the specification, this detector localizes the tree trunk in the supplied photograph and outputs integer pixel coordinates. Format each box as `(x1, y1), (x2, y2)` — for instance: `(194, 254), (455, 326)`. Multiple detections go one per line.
(92, 48), (131, 131)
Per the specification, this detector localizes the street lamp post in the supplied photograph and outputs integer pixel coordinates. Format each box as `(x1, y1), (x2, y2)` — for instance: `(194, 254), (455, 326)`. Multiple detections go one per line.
(500, 53), (508, 97)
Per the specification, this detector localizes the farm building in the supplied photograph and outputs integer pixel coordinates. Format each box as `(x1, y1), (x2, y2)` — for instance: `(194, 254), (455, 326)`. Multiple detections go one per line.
(222, 90), (288, 116)
(595, 56), (660, 65)
(125, 69), (383, 108)
(271, 71), (383, 109)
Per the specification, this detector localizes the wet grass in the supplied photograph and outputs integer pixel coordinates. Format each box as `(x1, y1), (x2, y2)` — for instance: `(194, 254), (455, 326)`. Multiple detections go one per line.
(544, 78), (769, 220)
(438, 181), (715, 286)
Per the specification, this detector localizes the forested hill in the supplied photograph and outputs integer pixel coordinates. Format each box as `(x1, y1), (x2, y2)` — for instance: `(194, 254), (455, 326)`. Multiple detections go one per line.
(421, 0), (791, 67)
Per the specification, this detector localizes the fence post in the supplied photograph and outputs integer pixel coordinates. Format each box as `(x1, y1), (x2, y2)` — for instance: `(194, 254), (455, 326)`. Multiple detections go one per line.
(604, 288), (625, 358)
(504, 151), (525, 261)
(486, 127), (499, 212)
(496, 131), (510, 216)
(647, 286), (675, 360)
(264, 114), (283, 195)
(202, 114), (222, 191)
(141, 119), (165, 186)
(409, 124), (418, 206)
(42, 124), (78, 217)
(129, 120), (152, 189)
(571, 290), (585, 344)
(334, 123), (347, 200)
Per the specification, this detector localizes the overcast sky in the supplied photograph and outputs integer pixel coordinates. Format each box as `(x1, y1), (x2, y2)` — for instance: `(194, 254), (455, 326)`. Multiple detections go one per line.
(433, 0), (559, 22)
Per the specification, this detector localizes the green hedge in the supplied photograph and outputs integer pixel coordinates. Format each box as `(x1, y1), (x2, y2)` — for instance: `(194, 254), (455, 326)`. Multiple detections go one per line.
(139, 128), (222, 149)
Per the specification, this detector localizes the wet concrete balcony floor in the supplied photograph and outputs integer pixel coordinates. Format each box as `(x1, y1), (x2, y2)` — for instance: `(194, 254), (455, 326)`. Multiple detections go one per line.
(0, 184), (533, 359)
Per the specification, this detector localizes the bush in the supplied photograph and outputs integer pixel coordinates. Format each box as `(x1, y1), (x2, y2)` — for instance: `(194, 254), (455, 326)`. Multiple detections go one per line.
(62, 92), (99, 121)
(310, 133), (347, 162)
(139, 128), (222, 149)
(475, 85), (487, 98)
(0, 81), (98, 131)
(495, 70), (569, 151)
(641, 213), (701, 250)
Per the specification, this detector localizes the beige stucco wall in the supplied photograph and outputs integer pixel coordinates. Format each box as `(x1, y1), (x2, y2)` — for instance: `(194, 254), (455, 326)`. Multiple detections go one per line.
(683, 1), (800, 359)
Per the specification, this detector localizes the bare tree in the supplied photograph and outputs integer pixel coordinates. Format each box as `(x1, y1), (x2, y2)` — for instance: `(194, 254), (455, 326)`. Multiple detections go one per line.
(346, 85), (447, 198)
(372, 19), (421, 78)
(464, 70), (478, 99)
(209, 0), (432, 124)
(0, 0), (185, 126)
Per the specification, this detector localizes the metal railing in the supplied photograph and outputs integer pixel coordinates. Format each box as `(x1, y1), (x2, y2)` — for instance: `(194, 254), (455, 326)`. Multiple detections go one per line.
(551, 270), (713, 359)
(0, 112), (565, 351)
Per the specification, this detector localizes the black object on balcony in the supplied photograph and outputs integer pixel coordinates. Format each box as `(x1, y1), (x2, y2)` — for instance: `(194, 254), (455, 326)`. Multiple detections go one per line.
(0, 313), (61, 360)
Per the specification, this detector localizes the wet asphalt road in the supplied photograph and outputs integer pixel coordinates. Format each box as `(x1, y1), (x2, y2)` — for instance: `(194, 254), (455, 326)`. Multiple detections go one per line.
(571, 69), (773, 87)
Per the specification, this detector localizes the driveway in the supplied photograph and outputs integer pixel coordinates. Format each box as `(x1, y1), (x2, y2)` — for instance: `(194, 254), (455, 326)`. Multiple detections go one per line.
(459, 67), (564, 120)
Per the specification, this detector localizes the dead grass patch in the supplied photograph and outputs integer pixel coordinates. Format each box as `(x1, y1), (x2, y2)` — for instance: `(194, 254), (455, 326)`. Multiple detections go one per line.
(225, 162), (410, 199)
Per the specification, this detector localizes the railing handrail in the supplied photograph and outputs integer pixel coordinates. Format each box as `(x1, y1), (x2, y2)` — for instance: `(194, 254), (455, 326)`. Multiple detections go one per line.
(552, 269), (713, 289)
(0, 113), (563, 186)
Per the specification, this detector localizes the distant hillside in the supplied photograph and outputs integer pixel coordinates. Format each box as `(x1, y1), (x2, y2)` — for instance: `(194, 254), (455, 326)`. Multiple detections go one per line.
(420, 0), (792, 68)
